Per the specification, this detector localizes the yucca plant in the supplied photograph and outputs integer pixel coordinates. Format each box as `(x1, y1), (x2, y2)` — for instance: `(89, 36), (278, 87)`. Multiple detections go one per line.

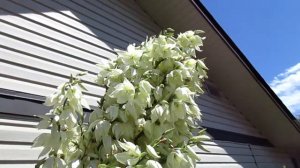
(33, 29), (210, 168)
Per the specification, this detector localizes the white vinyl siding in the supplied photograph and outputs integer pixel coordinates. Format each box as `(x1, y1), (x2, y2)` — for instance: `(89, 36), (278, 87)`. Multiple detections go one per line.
(0, 0), (261, 137)
(0, 0), (295, 167)
(197, 93), (263, 137)
(0, 117), (294, 168)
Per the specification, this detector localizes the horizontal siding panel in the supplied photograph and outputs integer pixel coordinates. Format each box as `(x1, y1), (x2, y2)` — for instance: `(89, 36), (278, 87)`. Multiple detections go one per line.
(100, 0), (159, 32)
(0, 118), (37, 127)
(0, 76), (99, 106)
(0, 97), (49, 116)
(0, 145), (40, 161)
(0, 48), (97, 83)
(197, 97), (242, 116)
(51, 0), (143, 42)
(200, 106), (248, 123)
(201, 141), (250, 148)
(2, 0), (124, 50)
(0, 62), (104, 97)
(0, 97), (50, 116)
(0, 116), (292, 167)
(0, 8), (115, 60)
(2, 145), (260, 162)
(0, 164), (35, 168)
(0, 125), (48, 143)
(193, 145), (252, 155)
(197, 154), (254, 163)
(202, 119), (262, 137)
(251, 145), (282, 150)
(249, 145), (293, 167)
(0, 34), (100, 73)
(82, 0), (155, 35)
(0, 20), (109, 64)
(199, 104), (246, 121)
(196, 163), (257, 168)
(201, 94), (237, 111)
(196, 92), (262, 137)
(31, 0), (141, 48)
(71, 0), (149, 38)
(201, 113), (253, 128)
(0, 143), (253, 162)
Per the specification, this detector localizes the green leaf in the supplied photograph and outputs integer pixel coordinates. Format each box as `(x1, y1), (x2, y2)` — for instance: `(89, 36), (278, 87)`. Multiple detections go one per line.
(76, 71), (88, 77)
(69, 149), (83, 162)
(197, 142), (210, 153)
(196, 59), (208, 70)
(78, 82), (88, 91)
(114, 152), (132, 165)
(112, 122), (134, 140)
(32, 133), (50, 148)
(43, 93), (59, 106)
(95, 120), (111, 142)
(158, 58), (175, 74)
(37, 118), (51, 130)
(38, 147), (51, 159)
(42, 157), (55, 168)
(103, 135), (112, 154)
(186, 145), (199, 161)
(198, 128), (207, 135)
(105, 105), (119, 121)
(55, 158), (66, 168)
(194, 30), (205, 34)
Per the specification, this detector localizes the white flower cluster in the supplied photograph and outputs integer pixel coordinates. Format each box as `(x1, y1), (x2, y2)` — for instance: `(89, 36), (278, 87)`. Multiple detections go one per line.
(33, 29), (209, 168)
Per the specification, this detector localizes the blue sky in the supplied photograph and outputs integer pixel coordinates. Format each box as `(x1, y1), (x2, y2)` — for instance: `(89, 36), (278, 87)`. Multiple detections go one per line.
(201, 0), (300, 117)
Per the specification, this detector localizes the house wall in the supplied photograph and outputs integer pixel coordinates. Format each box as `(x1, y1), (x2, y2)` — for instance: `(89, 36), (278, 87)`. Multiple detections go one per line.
(0, 0), (296, 167)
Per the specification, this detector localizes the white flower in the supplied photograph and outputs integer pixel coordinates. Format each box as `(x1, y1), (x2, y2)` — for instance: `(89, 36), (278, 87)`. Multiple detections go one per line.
(110, 79), (135, 104)
(139, 80), (154, 95)
(146, 145), (160, 159)
(174, 87), (194, 102)
(117, 45), (143, 65)
(146, 160), (162, 168)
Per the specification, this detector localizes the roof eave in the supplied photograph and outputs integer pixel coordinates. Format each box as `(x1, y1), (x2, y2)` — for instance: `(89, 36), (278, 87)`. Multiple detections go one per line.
(190, 0), (300, 132)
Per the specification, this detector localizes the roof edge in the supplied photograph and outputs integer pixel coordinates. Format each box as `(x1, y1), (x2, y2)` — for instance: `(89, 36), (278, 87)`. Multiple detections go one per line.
(190, 0), (300, 132)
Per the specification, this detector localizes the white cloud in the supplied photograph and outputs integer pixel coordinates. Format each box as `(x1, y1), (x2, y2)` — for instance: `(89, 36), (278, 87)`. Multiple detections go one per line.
(270, 62), (300, 117)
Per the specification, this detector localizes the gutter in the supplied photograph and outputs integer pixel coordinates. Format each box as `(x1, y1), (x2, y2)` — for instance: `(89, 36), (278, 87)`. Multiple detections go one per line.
(190, 0), (300, 132)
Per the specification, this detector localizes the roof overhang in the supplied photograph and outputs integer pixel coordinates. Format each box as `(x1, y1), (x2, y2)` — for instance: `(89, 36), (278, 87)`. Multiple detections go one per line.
(137, 0), (300, 154)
